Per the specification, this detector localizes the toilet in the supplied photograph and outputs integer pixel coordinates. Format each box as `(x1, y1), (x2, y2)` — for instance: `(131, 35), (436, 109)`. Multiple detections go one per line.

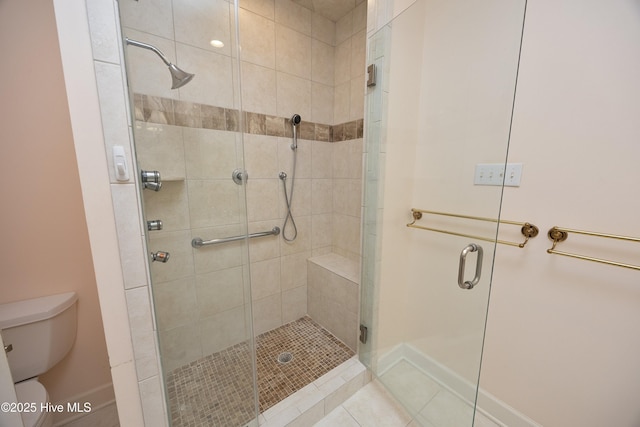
(0, 292), (78, 427)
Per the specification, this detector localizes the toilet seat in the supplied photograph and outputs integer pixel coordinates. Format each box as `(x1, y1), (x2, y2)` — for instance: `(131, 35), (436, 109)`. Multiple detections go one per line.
(14, 379), (53, 427)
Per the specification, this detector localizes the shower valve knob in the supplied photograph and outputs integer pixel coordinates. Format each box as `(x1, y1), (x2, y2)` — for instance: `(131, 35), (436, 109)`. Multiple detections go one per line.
(141, 170), (163, 191)
(232, 169), (248, 185)
(151, 251), (170, 263)
(141, 170), (161, 183)
(147, 220), (163, 231)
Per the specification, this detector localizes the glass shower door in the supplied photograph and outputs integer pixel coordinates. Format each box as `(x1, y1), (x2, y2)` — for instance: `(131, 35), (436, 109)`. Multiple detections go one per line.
(360, 0), (527, 425)
(118, 0), (259, 425)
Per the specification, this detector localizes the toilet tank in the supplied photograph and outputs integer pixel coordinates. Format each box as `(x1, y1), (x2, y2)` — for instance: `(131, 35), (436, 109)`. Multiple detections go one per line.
(0, 292), (78, 383)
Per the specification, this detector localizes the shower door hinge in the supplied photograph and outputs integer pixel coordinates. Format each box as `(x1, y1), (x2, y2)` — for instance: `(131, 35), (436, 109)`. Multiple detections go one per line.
(359, 324), (368, 344)
(366, 64), (376, 87)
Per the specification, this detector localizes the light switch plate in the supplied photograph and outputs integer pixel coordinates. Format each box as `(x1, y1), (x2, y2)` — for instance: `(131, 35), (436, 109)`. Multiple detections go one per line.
(474, 163), (522, 187)
(113, 145), (129, 182)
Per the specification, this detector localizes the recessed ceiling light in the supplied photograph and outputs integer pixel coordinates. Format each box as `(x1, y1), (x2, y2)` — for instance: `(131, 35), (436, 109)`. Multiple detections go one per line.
(210, 39), (224, 48)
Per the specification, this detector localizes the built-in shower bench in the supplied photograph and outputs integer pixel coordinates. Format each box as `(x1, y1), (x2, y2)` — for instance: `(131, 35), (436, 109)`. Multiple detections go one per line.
(307, 253), (360, 352)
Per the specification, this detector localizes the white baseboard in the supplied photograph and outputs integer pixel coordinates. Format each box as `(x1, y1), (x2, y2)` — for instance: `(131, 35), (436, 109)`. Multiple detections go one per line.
(378, 344), (541, 427)
(52, 382), (116, 426)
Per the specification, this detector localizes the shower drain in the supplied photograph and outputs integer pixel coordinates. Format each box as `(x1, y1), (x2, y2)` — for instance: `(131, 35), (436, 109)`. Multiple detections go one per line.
(277, 352), (293, 364)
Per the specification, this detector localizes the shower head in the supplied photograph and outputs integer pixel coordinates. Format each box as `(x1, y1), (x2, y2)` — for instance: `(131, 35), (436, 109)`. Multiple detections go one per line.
(290, 114), (301, 127)
(168, 63), (195, 89)
(125, 38), (195, 89)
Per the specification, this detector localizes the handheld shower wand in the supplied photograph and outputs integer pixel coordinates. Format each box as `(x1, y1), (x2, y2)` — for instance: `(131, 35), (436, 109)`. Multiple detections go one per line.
(125, 38), (195, 89)
(290, 114), (301, 150)
(280, 114), (302, 242)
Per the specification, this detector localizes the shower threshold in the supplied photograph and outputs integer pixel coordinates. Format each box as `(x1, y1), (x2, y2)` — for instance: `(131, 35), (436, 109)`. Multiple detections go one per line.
(166, 316), (362, 427)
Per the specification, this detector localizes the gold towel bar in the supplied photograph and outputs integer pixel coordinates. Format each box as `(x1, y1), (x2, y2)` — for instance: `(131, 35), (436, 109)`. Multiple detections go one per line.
(407, 209), (539, 248)
(547, 226), (640, 271)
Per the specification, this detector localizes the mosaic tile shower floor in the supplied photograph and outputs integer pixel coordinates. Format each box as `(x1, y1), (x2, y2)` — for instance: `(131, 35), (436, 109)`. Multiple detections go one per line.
(166, 316), (355, 427)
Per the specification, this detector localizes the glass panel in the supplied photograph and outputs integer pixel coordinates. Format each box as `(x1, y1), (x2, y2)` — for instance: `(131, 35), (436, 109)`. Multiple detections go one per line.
(118, 0), (259, 425)
(360, 0), (527, 425)
(119, 0), (372, 424)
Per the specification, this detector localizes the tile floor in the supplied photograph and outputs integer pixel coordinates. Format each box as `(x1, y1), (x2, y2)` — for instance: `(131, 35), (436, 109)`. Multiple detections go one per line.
(60, 355), (500, 427)
(314, 380), (413, 427)
(166, 316), (354, 427)
(256, 317), (355, 412)
(315, 368), (501, 427)
(376, 360), (500, 427)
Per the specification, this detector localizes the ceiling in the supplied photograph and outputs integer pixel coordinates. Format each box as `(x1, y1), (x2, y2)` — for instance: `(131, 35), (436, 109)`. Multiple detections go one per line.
(292, 0), (364, 22)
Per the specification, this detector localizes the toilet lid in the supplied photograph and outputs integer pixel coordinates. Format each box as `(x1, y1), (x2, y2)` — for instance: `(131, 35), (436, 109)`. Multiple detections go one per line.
(14, 380), (48, 427)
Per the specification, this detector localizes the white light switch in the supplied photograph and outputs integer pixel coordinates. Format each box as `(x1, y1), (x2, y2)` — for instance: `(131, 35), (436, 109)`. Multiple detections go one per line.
(113, 145), (129, 182)
(474, 163), (522, 187)
(504, 163), (523, 186)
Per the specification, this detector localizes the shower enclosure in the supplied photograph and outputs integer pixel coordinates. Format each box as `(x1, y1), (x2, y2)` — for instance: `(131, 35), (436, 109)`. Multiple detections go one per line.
(119, 0), (366, 425)
(116, 0), (527, 424)
(360, 0), (527, 425)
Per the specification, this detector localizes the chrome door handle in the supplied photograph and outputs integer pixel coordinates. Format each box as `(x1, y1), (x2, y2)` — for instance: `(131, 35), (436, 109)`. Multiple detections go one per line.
(458, 243), (483, 289)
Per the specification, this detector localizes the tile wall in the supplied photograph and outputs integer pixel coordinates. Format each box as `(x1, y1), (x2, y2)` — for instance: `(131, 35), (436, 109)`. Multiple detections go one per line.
(308, 253), (362, 351)
(120, 0), (367, 372)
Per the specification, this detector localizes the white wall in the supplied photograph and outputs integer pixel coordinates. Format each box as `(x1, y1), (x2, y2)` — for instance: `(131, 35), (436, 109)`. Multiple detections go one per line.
(0, 0), (115, 422)
(480, 1), (640, 426)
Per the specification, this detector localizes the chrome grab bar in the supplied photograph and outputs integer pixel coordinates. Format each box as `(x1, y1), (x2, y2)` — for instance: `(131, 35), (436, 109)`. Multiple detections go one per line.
(192, 227), (280, 248)
(458, 243), (483, 289)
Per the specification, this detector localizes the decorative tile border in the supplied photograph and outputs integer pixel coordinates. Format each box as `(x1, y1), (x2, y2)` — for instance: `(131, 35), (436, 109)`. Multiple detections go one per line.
(134, 94), (364, 142)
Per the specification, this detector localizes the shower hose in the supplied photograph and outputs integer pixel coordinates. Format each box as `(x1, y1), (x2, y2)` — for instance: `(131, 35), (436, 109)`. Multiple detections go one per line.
(280, 149), (298, 242)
